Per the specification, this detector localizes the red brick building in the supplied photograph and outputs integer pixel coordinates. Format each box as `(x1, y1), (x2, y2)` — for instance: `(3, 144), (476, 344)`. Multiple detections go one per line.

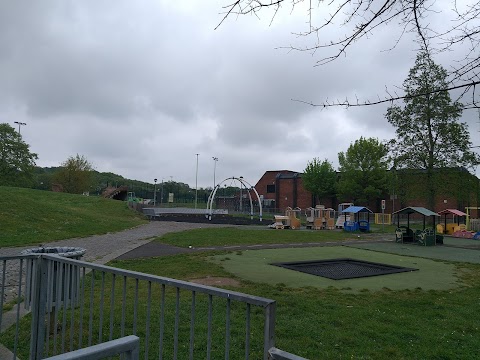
(255, 169), (480, 216)
(255, 170), (336, 211)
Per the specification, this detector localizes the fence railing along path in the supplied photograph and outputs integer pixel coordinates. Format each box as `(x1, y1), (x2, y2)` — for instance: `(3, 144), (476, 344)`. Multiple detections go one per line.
(0, 253), (306, 360)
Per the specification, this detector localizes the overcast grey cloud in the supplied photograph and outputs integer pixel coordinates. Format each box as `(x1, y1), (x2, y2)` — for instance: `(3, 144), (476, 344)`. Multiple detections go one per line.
(1, 0), (478, 189)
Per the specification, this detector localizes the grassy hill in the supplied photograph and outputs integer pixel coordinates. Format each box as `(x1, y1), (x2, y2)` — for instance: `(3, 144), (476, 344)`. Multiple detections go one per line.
(0, 186), (147, 247)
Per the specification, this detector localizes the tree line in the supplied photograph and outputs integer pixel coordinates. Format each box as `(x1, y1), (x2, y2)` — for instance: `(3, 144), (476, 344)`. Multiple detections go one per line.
(0, 130), (238, 203)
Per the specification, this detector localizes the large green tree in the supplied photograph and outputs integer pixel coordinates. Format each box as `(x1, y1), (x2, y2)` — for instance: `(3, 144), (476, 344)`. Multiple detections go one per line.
(52, 154), (94, 194)
(0, 123), (38, 187)
(302, 158), (336, 205)
(337, 137), (389, 204)
(386, 50), (479, 209)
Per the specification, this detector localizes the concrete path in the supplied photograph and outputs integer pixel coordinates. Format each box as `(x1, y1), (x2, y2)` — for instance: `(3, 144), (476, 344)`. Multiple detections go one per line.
(0, 222), (231, 306)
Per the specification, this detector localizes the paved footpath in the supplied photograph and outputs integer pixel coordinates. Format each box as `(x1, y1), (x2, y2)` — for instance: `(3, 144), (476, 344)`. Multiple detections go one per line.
(0, 222), (231, 305)
(0, 221), (231, 264)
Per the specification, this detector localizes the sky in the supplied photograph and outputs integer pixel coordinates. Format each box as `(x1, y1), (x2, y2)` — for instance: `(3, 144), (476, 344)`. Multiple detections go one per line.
(1, 0), (479, 189)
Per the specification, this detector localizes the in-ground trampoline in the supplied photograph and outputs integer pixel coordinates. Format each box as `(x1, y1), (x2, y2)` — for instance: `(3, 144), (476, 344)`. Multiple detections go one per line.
(272, 258), (418, 280)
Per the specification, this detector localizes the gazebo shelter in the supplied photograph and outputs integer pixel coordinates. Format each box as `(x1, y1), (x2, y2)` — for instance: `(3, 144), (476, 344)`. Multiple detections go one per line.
(392, 207), (440, 245)
(437, 209), (468, 235)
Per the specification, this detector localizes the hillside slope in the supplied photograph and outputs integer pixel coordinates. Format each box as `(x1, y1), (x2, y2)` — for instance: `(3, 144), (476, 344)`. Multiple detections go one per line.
(0, 186), (147, 247)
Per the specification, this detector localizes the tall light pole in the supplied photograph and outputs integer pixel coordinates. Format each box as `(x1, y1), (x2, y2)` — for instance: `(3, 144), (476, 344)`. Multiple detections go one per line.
(239, 176), (243, 212)
(224, 184), (227, 209)
(153, 178), (157, 206)
(195, 154), (199, 209)
(212, 157), (218, 189)
(160, 179), (164, 205)
(14, 121), (26, 135)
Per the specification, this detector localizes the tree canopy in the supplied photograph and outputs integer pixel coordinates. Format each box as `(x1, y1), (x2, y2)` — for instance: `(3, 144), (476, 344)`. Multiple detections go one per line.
(302, 158), (336, 204)
(337, 137), (389, 204)
(386, 50), (479, 208)
(387, 51), (478, 170)
(0, 123), (38, 187)
(52, 154), (94, 194)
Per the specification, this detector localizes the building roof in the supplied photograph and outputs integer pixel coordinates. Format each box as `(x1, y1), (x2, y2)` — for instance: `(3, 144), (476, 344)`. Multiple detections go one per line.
(438, 209), (468, 217)
(341, 206), (374, 214)
(392, 207), (439, 217)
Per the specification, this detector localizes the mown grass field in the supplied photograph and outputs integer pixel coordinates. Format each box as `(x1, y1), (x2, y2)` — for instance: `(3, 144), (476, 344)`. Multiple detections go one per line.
(155, 227), (359, 247)
(0, 186), (147, 247)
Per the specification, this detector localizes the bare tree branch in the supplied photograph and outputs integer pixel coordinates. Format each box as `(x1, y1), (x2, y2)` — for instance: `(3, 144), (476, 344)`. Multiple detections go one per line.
(217, 0), (480, 109)
(292, 80), (480, 108)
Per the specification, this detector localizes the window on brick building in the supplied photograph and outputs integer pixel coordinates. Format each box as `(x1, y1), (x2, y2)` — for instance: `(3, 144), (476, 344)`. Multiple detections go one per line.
(266, 184), (275, 193)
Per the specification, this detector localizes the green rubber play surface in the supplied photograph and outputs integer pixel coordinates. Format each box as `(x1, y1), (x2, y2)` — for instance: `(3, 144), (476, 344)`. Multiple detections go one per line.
(349, 242), (480, 264)
(211, 246), (461, 292)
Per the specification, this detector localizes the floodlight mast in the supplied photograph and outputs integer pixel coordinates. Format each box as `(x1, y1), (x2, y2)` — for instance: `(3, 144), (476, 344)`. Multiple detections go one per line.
(14, 121), (26, 135)
(195, 154), (199, 209)
(153, 178), (157, 206)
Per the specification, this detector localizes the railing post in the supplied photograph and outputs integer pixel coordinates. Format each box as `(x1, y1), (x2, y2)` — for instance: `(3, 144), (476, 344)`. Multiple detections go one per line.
(264, 301), (276, 360)
(30, 255), (49, 360)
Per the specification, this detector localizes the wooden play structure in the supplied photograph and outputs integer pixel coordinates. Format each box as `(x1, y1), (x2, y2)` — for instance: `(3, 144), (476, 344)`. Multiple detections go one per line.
(271, 207), (302, 230)
(466, 207), (480, 232)
(437, 209), (468, 235)
(335, 203), (354, 228)
(305, 205), (335, 230)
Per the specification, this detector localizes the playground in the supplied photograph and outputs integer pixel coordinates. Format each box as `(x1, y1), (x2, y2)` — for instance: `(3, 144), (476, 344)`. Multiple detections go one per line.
(115, 225), (480, 359)
(117, 223), (480, 293)
(207, 233), (480, 292)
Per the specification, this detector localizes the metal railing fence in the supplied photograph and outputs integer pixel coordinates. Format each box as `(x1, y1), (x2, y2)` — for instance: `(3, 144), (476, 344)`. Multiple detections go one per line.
(43, 335), (140, 360)
(0, 254), (280, 360)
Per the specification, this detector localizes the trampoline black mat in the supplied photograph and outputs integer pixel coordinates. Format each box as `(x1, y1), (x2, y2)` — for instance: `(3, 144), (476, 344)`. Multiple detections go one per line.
(271, 258), (418, 280)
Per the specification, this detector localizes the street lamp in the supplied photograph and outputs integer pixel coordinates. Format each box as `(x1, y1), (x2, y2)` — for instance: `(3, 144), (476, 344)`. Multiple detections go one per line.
(212, 157), (219, 189)
(224, 184), (227, 209)
(153, 178), (157, 206)
(195, 154), (199, 209)
(14, 121), (26, 135)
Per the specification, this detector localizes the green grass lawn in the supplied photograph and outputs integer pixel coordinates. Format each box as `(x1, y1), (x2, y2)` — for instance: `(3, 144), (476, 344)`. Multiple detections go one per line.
(111, 249), (480, 360)
(155, 227), (362, 247)
(211, 246), (461, 291)
(0, 186), (147, 247)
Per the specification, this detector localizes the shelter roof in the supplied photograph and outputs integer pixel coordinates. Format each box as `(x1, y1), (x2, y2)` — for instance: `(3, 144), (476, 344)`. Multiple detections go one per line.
(342, 206), (373, 214)
(438, 209), (468, 217)
(392, 207), (439, 217)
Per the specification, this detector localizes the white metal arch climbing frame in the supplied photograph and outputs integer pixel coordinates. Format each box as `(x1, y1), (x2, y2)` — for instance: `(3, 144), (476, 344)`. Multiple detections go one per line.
(206, 177), (263, 222)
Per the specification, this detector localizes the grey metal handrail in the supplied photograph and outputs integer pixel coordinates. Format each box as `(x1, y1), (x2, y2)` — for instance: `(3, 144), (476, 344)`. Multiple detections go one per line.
(269, 347), (309, 360)
(0, 254), (279, 360)
(43, 335), (139, 360)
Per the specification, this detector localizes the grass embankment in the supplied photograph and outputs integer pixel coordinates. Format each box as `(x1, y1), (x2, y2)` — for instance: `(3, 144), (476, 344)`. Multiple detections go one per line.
(0, 186), (147, 247)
